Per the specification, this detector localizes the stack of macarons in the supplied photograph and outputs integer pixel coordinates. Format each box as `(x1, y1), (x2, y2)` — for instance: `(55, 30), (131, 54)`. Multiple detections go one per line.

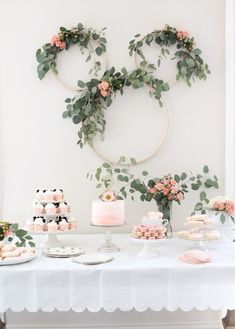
(131, 224), (166, 240)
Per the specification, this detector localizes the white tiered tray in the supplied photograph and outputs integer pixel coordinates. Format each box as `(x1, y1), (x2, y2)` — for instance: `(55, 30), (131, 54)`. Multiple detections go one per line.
(31, 212), (71, 217)
(177, 234), (221, 251)
(26, 229), (78, 248)
(130, 237), (167, 258)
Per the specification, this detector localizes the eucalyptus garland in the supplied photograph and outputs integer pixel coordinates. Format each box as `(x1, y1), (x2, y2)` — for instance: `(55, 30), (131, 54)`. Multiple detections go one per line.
(36, 22), (107, 80)
(129, 25), (210, 86)
(63, 65), (169, 148)
(36, 23), (211, 151)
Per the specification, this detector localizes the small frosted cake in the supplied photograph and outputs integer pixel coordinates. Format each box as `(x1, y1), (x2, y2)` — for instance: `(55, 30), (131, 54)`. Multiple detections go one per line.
(91, 190), (125, 226)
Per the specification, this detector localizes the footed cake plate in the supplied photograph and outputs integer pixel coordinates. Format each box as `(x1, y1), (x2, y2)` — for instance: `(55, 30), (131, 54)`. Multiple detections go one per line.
(130, 237), (167, 258)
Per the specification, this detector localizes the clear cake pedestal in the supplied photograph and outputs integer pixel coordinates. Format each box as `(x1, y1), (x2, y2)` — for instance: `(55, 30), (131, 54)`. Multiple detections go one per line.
(91, 225), (124, 253)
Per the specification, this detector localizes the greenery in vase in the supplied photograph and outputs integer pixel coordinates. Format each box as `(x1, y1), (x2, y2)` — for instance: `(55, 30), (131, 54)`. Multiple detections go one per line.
(87, 159), (219, 215)
(0, 222), (35, 247)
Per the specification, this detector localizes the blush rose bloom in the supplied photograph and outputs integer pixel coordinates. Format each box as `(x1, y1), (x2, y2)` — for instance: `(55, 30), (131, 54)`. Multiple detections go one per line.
(155, 183), (164, 190)
(51, 35), (66, 49)
(171, 187), (178, 194)
(177, 192), (184, 201)
(170, 179), (177, 186)
(163, 188), (169, 195)
(98, 81), (110, 97)
(4, 229), (12, 237)
(177, 31), (189, 39)
(148, 187), (157, 194)
(225, 200), (235, 215)
(214, 201), (225, 211)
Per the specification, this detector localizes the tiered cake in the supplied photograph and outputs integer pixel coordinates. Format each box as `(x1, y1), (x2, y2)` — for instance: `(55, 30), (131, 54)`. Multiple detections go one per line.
(27, 189), (77, 232)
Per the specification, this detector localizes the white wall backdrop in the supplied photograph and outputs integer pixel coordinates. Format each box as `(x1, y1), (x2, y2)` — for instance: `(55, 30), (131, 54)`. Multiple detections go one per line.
(0, 0), (225, 232)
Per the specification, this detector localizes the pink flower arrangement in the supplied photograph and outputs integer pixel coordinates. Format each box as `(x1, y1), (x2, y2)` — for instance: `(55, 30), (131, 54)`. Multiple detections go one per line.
(51, 35), (66, 50)
(98, 81), (110, 97)
(148, 175), (185, 203)
(177, 31), (189, 39)
(209, 196), (235, 215)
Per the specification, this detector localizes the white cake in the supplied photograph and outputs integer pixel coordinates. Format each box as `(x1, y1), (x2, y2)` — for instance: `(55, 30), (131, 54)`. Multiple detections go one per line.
(91, 200), (125, 226)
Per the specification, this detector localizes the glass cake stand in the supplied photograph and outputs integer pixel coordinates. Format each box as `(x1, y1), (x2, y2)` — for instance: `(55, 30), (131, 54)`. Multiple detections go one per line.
(91, 224), (124, 253)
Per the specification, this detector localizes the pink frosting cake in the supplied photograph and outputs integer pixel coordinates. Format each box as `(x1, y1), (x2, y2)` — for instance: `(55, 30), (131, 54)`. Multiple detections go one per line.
(91, 200), (125, 226)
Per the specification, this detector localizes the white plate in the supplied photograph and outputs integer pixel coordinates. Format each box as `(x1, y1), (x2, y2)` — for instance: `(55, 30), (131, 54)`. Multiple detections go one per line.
(0, 254), (36, 266)
(43, 247), (83, 257)
(72, 254), (113, 265)
(130, 237), (167, 245)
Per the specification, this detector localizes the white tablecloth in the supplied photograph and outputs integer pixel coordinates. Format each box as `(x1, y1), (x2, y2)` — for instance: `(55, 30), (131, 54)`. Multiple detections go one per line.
(0, 234), (235, 312)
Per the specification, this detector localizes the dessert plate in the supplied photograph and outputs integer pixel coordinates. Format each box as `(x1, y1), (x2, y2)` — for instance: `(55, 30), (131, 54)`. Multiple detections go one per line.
(43, 246), (84, 258)
(0, 254), (36, 266)
(72, 254), (113, 265)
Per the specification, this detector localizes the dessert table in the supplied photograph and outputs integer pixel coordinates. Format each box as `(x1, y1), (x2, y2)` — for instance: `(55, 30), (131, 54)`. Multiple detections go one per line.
(0, 234), (235, 316)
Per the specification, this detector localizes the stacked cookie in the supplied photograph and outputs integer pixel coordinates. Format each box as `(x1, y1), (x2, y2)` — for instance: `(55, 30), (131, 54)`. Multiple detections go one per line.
(179, 249), (212, 264)
(0, 242), (35, 261)
(177, 214), (221, 241)
(131, 224), (166, 240)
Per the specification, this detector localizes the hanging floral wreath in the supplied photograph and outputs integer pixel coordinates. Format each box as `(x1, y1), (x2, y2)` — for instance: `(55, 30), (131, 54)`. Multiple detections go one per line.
(128, 25), (210, 86)
(63, 65), (169, 148)
(36, 23), (210, 156)
(36, 22), (107, 80)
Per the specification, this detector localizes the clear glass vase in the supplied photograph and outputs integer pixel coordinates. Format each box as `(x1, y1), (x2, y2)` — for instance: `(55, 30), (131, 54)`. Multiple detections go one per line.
(157, 202), (173, 238)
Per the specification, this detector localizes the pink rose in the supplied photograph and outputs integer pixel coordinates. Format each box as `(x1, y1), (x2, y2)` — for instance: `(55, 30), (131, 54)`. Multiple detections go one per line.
(163, 179), (169, 185)
(168, 194), (174, 200)
(155, 183), (164, 190)
(4, 229), (12, 237)
(98, 81), (110, 97)
(177, 31), (189, 39)
(171, 187), (178, 194)
(148, 187), (157, 194)
(218, 202), (225, 211)
(98, 81), (109, 91)
(225, 200), (235, 215)
(170, 179), (177, 186)
(163, 188), (169, 195)
(100, 89), (109, 97)
(51, 35), (65, 49)
(177, 192), (184, 201)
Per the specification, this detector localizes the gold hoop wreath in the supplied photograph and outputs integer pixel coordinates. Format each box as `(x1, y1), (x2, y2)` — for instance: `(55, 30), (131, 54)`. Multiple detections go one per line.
(36, 23), (210, 165)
